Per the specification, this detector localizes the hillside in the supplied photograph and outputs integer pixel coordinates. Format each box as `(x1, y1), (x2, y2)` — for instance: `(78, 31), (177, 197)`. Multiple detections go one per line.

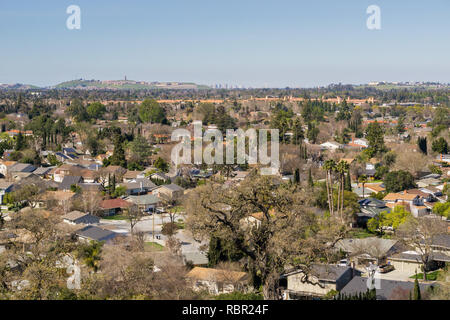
(54, 79), (210, 90)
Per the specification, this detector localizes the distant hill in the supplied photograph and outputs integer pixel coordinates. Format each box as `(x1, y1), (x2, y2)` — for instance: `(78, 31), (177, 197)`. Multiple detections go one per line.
(0, 83), (41, 90)
(54, 79), (210, 90)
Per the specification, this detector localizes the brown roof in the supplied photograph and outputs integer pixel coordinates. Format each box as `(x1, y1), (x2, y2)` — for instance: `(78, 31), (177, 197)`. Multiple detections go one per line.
(102, 166), (126, 174)
(100, 198), (132, 210)
(405, 189), (429, 198)
(123, 170), (141, 179)
(186, 267), (248, 283)
(365, 183), (385, 193)
(41, 191), (76, 201)
(383, 192), (418, 202)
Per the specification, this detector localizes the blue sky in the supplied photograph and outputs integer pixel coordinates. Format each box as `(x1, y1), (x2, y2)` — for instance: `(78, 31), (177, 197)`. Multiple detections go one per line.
(0, 0), (449, 87)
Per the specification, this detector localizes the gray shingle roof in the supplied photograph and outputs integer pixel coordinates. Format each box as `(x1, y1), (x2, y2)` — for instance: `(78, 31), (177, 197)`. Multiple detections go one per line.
(126, 194), (160, 205)
(59, 175), (82, 190)
(9, 163), (36, 173)
(62, 210), (89, 221)
(160, 183), (184, 192)
(76, 225), (116, 242)
(33, 166), (53, 175)
(432, 234), (450, 249)
(340, 276), (435, 300)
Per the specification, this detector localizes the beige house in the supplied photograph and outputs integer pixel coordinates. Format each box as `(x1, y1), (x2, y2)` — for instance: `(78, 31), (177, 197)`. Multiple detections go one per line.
(283, 264), (355, 299)
(186, 267), (249, 295)
(154, 184), (184, 200)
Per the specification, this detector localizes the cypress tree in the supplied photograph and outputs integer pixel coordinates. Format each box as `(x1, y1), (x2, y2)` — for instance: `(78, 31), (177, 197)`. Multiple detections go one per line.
(112, 174), (116, 194)
(344, 172), (352, 191)
(294, 168), (300, 184)
(417, 137), (427, 155)
(308, 168), (314, 188)
(413, 275), (421, 300)
(108, 173), (111, 195)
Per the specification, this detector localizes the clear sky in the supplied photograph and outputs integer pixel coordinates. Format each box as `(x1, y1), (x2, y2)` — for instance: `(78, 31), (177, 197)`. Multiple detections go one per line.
(0, 0), (449, 88)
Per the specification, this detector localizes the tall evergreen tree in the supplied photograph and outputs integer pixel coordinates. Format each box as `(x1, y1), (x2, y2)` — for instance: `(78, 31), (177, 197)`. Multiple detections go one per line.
(308, 168), (314, 188)
(294, 168), (300, 184)
(15, 132), (25, 151)
(413, 273), (421, 300)
(417, 137), (427, 155)
(344, 172), (352, 191)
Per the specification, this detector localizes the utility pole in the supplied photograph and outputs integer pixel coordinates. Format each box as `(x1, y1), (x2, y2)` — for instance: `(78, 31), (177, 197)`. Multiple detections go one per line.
(152, 209), (155, 240)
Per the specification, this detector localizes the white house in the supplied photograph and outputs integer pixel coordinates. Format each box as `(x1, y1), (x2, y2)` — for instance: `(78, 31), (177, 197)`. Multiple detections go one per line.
(320, 141), (342, 151)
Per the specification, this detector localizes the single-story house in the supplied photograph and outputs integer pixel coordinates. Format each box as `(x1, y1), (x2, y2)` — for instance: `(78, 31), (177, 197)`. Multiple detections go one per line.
(75, 225), (117, 242)
(36, 191), (77, 208)
(153, 184), (185, 200)
(282, 264), (356, 299)
(58, 175), (83, 191)
(150, 172), (169, 181)
(62, 211), (100, 225)
(320, 141), (342, 152)
(186, 267), (250, 295)
(125, 194), (160, 213)
(33, 166), (53, 179)
(119, 178), (158, 195)
(99, 198), (133, 216)
(0, 180), (14, 205)
(8, 163), (36, 174)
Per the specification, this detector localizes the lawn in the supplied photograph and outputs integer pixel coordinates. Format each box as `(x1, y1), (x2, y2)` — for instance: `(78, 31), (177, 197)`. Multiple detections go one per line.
(410, 270), (441, 281)
(102, 215), (128, 220)
(348, 229), (375, 239)
(145, 242), (165, 251)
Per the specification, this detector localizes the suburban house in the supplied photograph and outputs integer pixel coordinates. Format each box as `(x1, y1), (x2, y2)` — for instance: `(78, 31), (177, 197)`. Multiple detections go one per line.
(383, 192), (428, 217)
(62, 211), (100, 225)
(8, 163), (36, 174)
(186, 267), (250, 295)
(150, 172), (169, 181)
(282, 264), (356, 299)
(58, 175), (83, 192)
(122, 170), (142, 182)
(335, 238), (399, 266)
(0, 160), (17, 176)
(0, 180), (14, 206)
(119, 178), (158, 195)
(36, 191), (76, 209)
(99, 198), (132, 216)
(348, 137), (369, 149)
(320, 141), (342, 152)
(32, 166), (53, 179)
(356, 198), (390, 227)
(153, 184), (185, 200)
(125, 194), (160, 213)
(75, 225), (117, 243)
(387, 234), (450, 274)
(51, 164), (86, 182)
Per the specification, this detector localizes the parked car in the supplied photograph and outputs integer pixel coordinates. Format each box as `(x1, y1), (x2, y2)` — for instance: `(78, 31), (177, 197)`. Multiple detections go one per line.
(378, 264), (395, 273)
(337, 259), (349, 267)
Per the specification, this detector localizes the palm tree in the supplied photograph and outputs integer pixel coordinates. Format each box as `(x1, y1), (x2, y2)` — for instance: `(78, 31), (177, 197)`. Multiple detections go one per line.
(336, 160), (349, 222)
(323, 159), (336, 216)
(358, 174), (368, 198)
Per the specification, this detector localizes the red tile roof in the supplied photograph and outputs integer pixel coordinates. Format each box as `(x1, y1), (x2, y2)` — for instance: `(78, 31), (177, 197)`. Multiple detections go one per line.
(100, 198), (132, 210)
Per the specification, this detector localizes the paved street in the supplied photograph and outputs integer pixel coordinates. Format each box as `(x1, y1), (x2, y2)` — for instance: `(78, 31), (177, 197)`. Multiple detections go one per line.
(98, 214), (208, 255)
